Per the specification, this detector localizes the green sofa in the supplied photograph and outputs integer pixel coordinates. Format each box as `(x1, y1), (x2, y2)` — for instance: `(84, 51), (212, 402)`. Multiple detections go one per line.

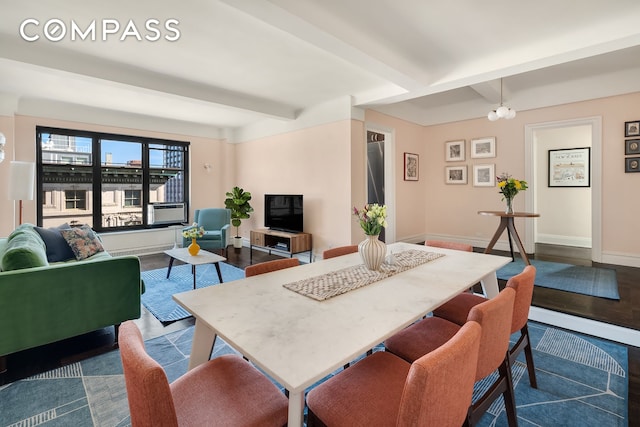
(0, 224), (143, 370)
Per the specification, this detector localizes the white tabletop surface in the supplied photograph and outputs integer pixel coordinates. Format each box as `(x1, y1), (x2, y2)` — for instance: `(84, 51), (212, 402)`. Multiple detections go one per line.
(173, 241), (510, 426)
(164, 247), (226, 265)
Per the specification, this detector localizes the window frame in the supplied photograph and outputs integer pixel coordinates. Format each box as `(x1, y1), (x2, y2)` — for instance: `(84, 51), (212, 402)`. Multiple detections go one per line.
(36, 126), (190, 232)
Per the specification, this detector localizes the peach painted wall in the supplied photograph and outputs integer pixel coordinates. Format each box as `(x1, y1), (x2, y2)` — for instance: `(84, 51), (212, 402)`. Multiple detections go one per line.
(234, 120), (353, 258)
(0, 114), (231, 237)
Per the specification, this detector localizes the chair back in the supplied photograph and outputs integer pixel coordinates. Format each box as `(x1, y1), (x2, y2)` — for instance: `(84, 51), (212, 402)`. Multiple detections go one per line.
(323, 245), (358, 259)
(245, 258), (300, 277)
(467, 287), (516, 380)
(505, 265), (536, 333)
(194, 208), (231, 229)
(397, 321), (482, 427)
(119, 321), (179, 427)
(425, 240), (473, 252)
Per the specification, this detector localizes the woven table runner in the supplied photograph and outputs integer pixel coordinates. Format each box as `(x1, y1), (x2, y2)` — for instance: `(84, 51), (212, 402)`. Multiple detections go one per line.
(283, 249), (445, 301)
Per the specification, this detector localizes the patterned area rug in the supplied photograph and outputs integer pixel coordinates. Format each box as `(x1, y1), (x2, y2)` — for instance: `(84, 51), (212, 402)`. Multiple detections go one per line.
(497, 259), (619, 300)
(140, 262), (245, 323)
(0, 322), (627, 426)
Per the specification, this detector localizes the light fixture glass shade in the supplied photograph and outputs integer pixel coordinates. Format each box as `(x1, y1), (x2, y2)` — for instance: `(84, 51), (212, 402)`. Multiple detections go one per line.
(487, 111), (499, 121)
(0, 149), (4, 163)
(506, 109), (516, 119)
(0, 132), (6, 147)
(9, 161), (36, 201)
(496, 106), (509, 118)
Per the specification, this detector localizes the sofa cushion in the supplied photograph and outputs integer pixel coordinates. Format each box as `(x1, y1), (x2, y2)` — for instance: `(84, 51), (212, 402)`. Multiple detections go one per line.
(60, 226), (105, 260)
(1, 225), (49, 271)
(34, 224), (76, 263)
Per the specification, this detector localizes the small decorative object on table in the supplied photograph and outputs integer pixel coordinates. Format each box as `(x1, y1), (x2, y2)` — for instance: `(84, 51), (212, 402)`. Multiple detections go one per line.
(182, 223), (205, 256)
(496, 173), (528, 214)
(353, 203), (387, 270)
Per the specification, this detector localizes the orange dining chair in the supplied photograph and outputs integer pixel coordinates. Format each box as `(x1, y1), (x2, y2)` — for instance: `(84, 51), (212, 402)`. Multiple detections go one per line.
(433, 265), (537, 388)
(385, 287), (518, 427)
(245, 257), (300, 277)
(118, 321), (288, 427)
(322, 245), (358, 259)
(306, 320), (482, 427)
(425, 240), (474, 252)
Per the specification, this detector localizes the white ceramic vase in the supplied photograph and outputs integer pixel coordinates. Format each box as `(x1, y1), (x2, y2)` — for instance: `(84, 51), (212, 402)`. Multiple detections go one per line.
(358, 234), (386, 271)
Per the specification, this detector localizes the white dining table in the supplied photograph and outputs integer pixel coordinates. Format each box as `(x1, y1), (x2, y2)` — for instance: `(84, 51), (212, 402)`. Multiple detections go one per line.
(173, 242), (511, 426)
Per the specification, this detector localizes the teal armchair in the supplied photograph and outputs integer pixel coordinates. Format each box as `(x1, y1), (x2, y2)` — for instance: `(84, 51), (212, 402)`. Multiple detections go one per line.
(183, 208), (231, 255)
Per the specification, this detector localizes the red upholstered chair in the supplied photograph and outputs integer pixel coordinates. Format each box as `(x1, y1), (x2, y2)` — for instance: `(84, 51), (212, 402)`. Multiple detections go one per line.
(425, 240), (474, 252)
(306, 321), (482, 427)
(322, 245), (358, 259)
(385, 287), (518, 427)
(245, 257), (300, 277)
(433, 265), (537, 388)
(118, 321), (288, 427)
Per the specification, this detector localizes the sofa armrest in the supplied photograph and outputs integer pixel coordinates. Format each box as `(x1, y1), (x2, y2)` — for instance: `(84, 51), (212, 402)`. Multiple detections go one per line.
(0, 256), (142, 357)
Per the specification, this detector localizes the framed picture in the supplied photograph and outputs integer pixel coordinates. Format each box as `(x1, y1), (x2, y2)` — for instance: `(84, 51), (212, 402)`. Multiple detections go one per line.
(445, 166), (467, 184)
(404, 152), (419, 181)
(625, 139), (640, 155)
(470, 137), (496, 158)
(473, 164), (495, 187)
(625, 120), (640, 138)
(625, 157), (640, 173)
(445, 140), (465, 161)
(548, 147), (591, 187)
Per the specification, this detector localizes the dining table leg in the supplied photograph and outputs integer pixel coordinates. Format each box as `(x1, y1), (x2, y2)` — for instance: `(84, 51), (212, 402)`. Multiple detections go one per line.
(187, 320), (217, 370)
(288, 390), (305, 427)
(479, 271), (500, 299)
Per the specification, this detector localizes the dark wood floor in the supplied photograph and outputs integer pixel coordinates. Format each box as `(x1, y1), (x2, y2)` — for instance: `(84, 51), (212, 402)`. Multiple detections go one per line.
(2, 245), (639, 424)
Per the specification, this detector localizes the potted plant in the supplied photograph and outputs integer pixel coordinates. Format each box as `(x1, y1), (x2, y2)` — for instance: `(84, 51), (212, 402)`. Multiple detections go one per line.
(224, 186), (254, 248)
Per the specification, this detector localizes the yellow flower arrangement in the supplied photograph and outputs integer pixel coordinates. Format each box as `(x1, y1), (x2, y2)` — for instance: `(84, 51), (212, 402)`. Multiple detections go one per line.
(353, 204), (388, 236)
(182, 223), (205, 239)
(497, 173), (528, 200)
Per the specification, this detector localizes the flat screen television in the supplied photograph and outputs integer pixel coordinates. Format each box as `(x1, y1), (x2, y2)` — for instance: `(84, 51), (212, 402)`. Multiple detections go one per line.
(264, 194), (303, 233)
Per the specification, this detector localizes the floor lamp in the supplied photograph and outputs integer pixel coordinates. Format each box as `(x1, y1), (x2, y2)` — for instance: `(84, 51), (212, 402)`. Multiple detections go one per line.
(9, 161), (35, 226)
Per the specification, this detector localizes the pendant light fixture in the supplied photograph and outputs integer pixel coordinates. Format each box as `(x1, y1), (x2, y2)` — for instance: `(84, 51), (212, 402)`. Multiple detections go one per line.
(487, 78), (516, 121)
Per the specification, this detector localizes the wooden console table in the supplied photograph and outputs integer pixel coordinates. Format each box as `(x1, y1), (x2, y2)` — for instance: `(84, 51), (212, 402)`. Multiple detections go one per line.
(250, 229), (313, 263)
(478, 211), (540, 265)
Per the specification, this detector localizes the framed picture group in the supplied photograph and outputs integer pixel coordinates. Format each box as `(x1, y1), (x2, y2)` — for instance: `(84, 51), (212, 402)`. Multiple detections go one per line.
(444, 137), (496, 186)
(625, 120), (640, 173)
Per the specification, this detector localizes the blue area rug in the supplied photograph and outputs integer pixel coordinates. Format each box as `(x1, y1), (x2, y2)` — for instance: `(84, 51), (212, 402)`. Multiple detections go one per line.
(0, 322), (628, 426)
(497, 259), (619, 300)
(140, 263), (245, 323)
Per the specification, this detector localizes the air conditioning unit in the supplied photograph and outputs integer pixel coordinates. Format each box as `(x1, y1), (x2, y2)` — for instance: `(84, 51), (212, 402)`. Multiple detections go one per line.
(148, 203), (186, 225)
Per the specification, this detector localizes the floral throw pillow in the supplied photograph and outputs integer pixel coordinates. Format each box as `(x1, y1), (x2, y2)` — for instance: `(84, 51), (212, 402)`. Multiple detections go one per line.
(60, 226), (105, 260)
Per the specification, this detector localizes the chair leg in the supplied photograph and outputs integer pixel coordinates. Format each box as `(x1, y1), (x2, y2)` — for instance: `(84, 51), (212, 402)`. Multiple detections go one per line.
(509, 325), (537, 388)
(0, 355), (6, 374)
(499, 358), (519, 427)
(465, 355), (518, 427)
(114, 324), (120, 346)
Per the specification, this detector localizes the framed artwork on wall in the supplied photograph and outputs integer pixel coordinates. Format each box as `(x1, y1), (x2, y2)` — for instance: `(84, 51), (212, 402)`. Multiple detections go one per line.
(445, 140), (465, 161)
(625, 139), (640, 155)
(625, 120), (640, 138)
(625, 157), (640, 173)
(548, 147), (591, 187)
(473, 164), (495, 187)
(404, 152), (419, 181)
(445, 166), (467, 184)
(470, 137), (496, 158)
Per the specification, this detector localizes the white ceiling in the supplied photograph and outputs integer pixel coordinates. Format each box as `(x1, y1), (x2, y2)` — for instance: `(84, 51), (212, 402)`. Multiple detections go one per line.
(1, 0), (640, 135)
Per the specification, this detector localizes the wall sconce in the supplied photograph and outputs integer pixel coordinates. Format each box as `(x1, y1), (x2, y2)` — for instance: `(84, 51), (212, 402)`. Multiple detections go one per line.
(204, 163), (212, 173)
(0, 132), (5, 163)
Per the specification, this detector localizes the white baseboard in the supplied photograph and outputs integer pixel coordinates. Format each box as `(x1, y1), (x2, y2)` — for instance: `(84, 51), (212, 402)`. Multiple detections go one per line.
(529, 306), (640, 347)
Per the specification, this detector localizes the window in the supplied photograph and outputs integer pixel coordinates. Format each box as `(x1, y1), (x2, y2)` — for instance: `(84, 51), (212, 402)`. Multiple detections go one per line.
(124, 190), (142, 207)
(37, 127), (189, 231)
(65, 190), (87, 210)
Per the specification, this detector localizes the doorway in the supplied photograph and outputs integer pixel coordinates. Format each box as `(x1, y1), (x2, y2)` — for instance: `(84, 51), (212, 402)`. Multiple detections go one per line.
(365, 126), (396, 244)
(525, 117), (602, 262)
